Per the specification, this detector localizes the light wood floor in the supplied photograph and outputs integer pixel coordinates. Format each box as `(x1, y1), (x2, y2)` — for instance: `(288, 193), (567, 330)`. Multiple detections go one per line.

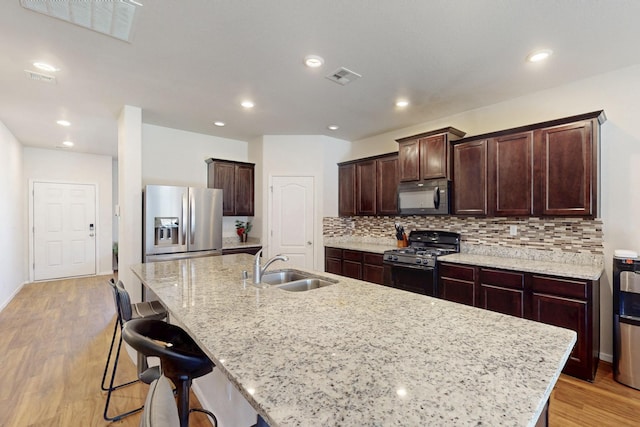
(1, 275), (639, 426)
(0, 275), (212, 427)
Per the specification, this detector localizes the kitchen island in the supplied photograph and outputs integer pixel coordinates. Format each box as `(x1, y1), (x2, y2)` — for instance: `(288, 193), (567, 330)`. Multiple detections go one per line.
(132, 254), (576, 427)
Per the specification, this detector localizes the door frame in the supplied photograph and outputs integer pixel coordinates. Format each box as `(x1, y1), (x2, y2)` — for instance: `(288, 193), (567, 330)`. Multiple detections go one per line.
(267, 175), (317, 270)
(28, 179), (100, 282)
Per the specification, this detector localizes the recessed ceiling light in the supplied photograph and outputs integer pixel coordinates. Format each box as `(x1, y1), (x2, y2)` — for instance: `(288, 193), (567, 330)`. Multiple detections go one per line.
(241, 101), (254, 109)
(395, 100), (409, 108)
(327, 125), (339, 131)
(62, 140), (74, 147)
(213, 121), (225, 127)
(56, 120), (71, 127)
(526, 49), (553, 63)
(33, 62), (59, 72)
(304, 55), (324, 68)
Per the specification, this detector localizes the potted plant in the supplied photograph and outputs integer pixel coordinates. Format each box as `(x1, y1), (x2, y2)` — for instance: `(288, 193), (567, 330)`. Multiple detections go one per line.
(235, 220), (252, 242)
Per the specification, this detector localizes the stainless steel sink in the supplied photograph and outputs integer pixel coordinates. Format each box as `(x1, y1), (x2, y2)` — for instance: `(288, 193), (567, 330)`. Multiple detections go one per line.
(275, 278), (335, 292)
(261, 269), (311, 285)
(260, 269), (337, 291)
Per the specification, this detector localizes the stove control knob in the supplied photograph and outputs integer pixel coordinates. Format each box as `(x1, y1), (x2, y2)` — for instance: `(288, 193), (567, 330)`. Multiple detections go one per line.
(393, 255), (399, 261)
(415, 259), (422, 264)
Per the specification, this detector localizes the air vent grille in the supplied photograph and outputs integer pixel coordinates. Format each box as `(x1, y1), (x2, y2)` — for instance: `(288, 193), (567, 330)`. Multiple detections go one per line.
(24, 70), (57, 84)
(325, 67), (362, 86)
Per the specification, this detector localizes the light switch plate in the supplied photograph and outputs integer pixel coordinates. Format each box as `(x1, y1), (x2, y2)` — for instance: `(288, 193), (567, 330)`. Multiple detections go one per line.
(509, 225), (518, 236)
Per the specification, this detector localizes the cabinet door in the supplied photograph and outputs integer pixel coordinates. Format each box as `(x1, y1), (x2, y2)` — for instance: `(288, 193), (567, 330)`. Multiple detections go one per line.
(338, 164), (356, 216)
(530, 274), (596, 381)
(363, 252), (384, 285)
(479, 269), (525, 318)
(438, 263), (477, 306)
(532, 293), (588, 378)
(421, 134), (447, 179)
(398, 139), (420, 182)
(343, 260), (362, 279)
(453, 140), (488, 215)
(356, 161), (377, 215)
(376, 156), (398, 215)
(235, 164), (254, 216)
(324, 247), (343, 275)
(491, 132), (533, 216)
(536, 121), (593, 216)
(210, 162), (236, 216)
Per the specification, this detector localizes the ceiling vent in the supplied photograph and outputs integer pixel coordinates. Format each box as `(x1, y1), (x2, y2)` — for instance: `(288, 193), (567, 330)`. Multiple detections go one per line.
(20, 0), (139, 42)
(24, 70), (57, 84)
(325, 67), (362, 86)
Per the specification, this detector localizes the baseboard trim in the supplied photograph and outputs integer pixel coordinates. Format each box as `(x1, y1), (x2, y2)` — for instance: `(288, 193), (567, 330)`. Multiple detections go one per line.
(0, 281), (28, 313)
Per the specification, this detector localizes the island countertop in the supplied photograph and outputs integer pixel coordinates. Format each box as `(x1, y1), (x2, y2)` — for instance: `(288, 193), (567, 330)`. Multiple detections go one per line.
(131, 254), (576, 427)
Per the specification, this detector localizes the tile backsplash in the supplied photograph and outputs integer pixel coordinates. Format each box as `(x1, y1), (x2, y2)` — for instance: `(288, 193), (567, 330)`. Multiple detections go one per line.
(324, 215), (604, 265)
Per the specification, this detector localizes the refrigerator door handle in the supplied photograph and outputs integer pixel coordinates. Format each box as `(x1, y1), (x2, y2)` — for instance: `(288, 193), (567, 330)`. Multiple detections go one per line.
(190, 191), (196, 245)
(182, 192), (188, 246)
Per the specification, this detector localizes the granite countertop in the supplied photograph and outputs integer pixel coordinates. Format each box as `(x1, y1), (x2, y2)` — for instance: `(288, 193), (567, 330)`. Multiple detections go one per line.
(131, 255), (576, 427)
(223, 238), (262, 250)
(439, 253), (603, 280)
(324, 241), (397, 254)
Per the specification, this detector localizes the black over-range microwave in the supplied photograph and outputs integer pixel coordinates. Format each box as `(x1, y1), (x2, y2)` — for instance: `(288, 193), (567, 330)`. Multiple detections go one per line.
(398, 178), (451, 215)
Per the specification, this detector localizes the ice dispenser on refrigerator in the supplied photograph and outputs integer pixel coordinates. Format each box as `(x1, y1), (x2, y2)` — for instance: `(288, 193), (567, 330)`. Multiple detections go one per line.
(613, 250), (640, 390)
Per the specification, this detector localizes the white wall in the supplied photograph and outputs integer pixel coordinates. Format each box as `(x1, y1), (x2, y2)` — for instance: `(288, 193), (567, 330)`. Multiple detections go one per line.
(350, 63), (640, 361)
(142, 124), (250, 238)
(0, 121), (25, 310)
(23, 147), (113, 277)
(259, 135), (350, 268)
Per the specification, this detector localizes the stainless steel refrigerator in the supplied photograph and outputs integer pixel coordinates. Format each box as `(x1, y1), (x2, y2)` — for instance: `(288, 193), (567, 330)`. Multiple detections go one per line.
(143, 185), (223, 262)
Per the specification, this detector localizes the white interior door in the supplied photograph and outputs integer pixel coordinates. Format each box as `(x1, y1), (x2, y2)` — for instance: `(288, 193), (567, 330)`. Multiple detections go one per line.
(33, 182), (97, 280)
(270, 176), (314, 269)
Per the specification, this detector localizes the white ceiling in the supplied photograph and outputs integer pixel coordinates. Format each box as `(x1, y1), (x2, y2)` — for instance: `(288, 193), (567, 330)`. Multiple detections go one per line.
(2, 1), (639, 158)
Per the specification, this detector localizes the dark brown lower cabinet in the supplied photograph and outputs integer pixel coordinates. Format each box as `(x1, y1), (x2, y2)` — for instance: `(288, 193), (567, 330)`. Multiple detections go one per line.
(342, 250), (363, 279)
(530, 275), (599, 381)
(363, 253), (384, 285)
(479, 268), (526, 318)
(325, 247), (343, 275)
(324, 247), (385, 285)
(438, 262), (599, 381)
(438, 263), (477, 306)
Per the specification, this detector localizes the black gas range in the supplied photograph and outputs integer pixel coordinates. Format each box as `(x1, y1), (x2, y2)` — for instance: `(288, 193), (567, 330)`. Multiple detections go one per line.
(383, 230), (460, 296)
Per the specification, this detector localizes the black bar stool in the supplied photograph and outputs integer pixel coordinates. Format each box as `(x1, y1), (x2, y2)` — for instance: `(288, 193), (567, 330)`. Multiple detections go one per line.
(102, 278), (168, 421)
(122, 318), (218, 427)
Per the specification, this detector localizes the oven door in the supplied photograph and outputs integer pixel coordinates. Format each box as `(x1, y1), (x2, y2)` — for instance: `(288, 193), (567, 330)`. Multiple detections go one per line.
(383, 262), (436, 296)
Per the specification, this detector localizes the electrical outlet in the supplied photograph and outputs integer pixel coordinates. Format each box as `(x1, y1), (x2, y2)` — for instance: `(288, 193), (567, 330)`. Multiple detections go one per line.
(509, 225), (518, 236)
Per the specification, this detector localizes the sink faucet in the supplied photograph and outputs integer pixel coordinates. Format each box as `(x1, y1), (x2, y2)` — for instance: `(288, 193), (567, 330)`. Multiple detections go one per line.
(253, 249), (289, 284)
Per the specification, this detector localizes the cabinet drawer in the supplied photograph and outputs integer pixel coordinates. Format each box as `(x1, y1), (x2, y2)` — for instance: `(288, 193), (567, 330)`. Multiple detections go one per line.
(325, 247), (342, 259)
(480, 268), (525, 290)
(531, 275), (587, 299)
(439, 263), (476, 282)
(363, 252), (383, 265)
(343, 250), (363, 262)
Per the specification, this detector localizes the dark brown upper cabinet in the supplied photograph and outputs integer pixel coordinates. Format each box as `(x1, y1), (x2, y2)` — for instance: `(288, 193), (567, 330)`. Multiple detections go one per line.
(396, 127), (466, 182)
(356, 160), (377, 215)
(536, 121), (596, 216)
(376, 155), (399, 215)
(206, 158), (255, 216)
(489, 132), (534, 216)
(452, 111), (605, 217)
(338, 163), (356, 216)
(338, 153), (398, 216)
(453, 139), (488, 215)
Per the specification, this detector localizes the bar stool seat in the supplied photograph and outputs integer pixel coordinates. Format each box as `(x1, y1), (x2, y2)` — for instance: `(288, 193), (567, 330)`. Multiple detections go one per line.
(123, 318), (217, 427)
